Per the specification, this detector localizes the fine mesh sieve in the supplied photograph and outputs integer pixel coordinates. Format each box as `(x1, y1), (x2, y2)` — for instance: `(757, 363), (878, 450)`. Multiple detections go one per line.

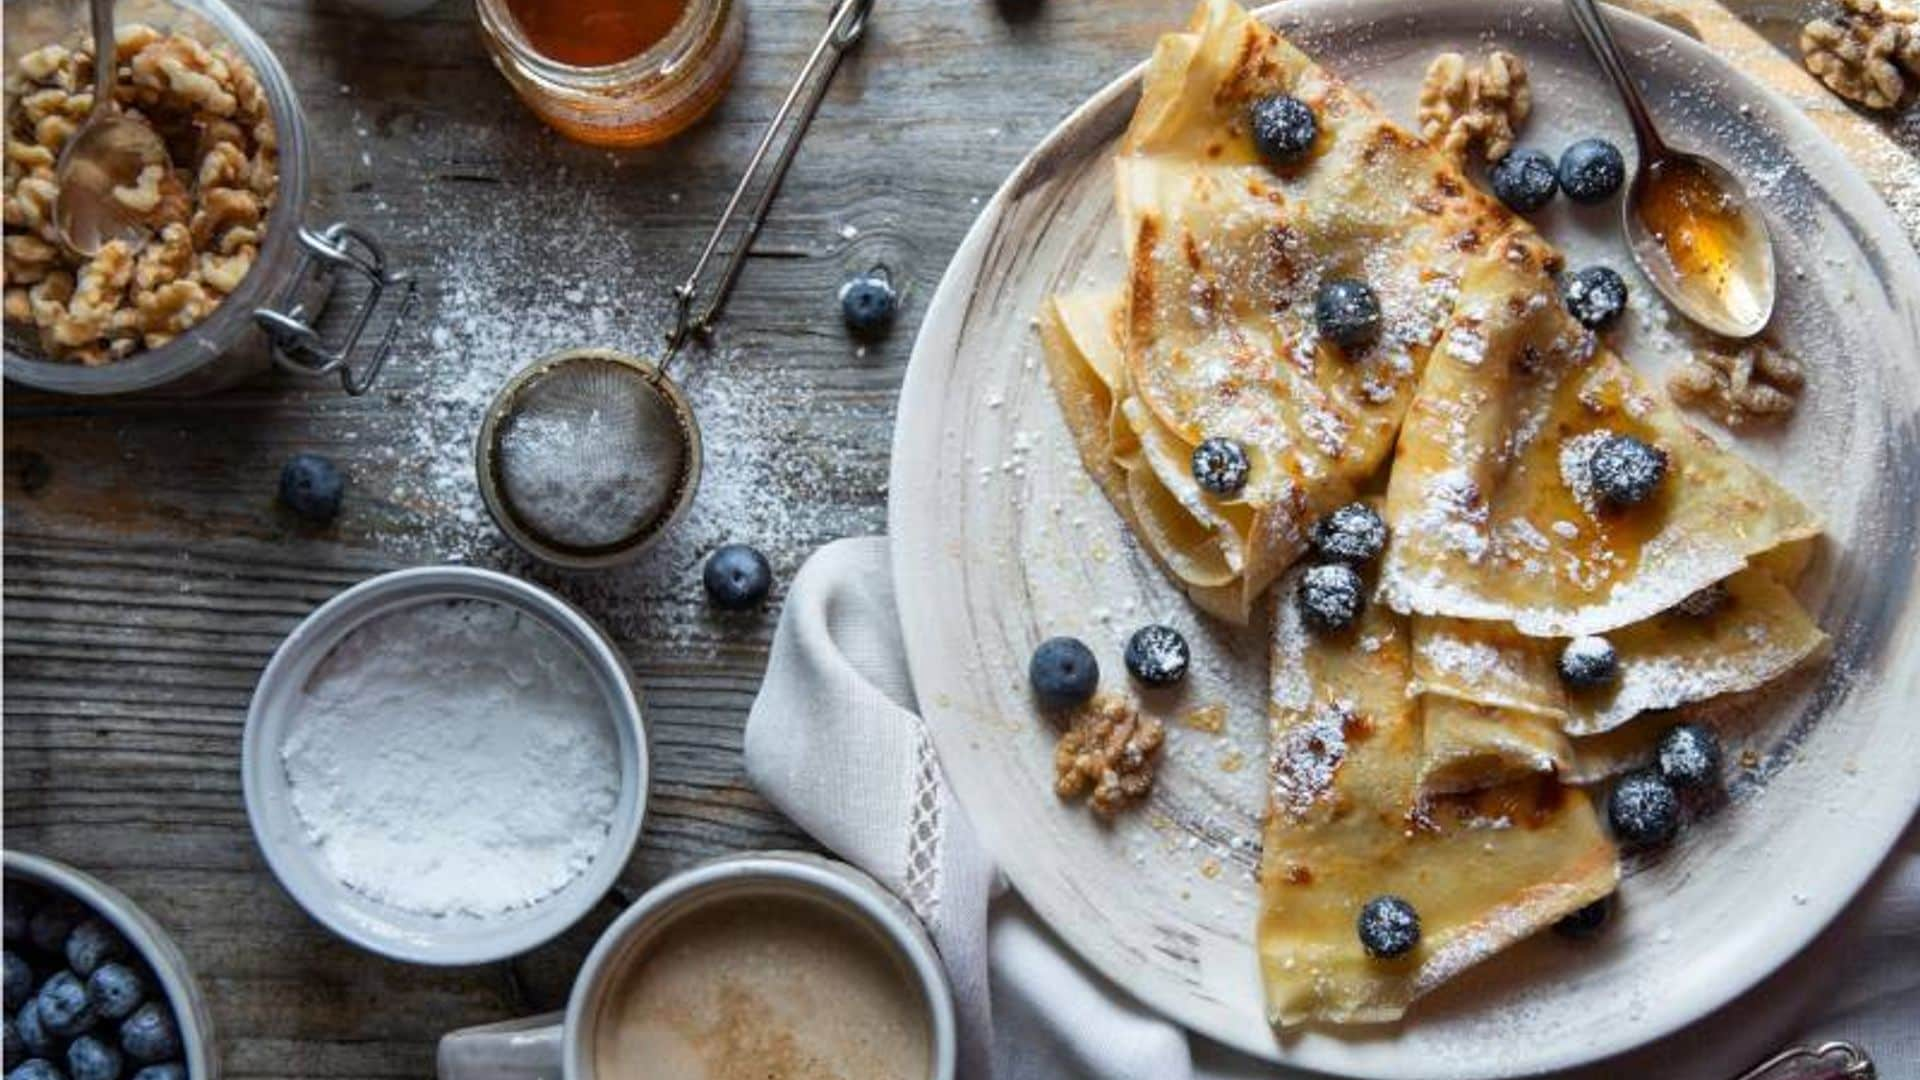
(476, 0), (872, 568)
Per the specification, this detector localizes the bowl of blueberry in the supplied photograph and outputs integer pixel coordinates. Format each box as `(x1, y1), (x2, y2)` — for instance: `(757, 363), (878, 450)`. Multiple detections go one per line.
(4, 852), (213, 1080)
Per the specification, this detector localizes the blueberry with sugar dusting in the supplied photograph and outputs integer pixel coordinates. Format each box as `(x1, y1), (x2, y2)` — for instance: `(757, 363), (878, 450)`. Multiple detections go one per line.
(1608, 769), (1681, 848)
(1124, 624), (1190, 687)
(1357, 895), (1420, 958)
(839, 267), (899, 339)
(1558, 138), (1626, 204)
(1553, 895), (1613, 940)
(66, 1034), (121, 1080)
(1297, 563), (1366, 634)
(1029, 636), (1099, 710)
(35, 970), (94, 1038)
(278, 453), (345, 523)
(64, 921), (123, 979)
(1561, 265), (1628, 329)
(1190, 437), (1250, 496)
(1310, 502), (1387, 565)
(1587, 433), (1667, 507)
(1489, 148), (1558, 212)
(1249, 94), (1318, 165)
(1657, 723), (1722, 790)
(1557, 635), (1619, 689)
(4, 951), (32, 1010)
(1314, 279), (1382, 348)
(702, 544), (773, 611)
(119, 1002), (179, 1064)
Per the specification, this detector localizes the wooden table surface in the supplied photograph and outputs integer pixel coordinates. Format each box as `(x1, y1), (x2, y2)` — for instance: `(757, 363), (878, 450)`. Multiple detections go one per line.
(4, 0), (1916, 1076)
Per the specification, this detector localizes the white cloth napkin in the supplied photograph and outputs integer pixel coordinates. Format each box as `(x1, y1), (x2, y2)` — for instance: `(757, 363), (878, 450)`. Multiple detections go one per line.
(744, 537), (1918, 1080)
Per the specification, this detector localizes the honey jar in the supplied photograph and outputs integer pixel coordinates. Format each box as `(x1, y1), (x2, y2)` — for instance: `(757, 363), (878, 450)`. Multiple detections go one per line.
(476, 0), (745, 147)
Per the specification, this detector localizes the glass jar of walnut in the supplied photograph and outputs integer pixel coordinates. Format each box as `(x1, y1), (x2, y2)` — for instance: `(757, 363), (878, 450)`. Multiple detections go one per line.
(475, 0), (745, 148)
(2, 0), (413, 395)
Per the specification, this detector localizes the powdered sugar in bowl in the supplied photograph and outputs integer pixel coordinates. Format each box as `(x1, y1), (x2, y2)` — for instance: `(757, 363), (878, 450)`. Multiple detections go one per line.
(243, 566), (648, 965)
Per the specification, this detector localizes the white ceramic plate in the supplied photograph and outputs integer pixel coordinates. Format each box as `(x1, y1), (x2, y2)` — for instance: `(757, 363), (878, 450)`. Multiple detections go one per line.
(889, 1), (1920, 1075)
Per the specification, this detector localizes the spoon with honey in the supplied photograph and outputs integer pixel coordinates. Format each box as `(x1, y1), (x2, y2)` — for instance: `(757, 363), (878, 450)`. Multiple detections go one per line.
(1564, 0), (1776, 339)
(55, 0), (170, 256)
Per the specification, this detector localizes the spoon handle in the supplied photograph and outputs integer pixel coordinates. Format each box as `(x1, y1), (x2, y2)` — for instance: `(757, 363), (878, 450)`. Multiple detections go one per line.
(1563, 0), (1668, 162)
(89, 0), (117, 107)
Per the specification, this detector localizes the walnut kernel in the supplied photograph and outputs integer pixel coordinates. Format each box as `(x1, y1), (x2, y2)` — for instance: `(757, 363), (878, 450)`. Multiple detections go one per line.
(1801, 0), (1920, 110)
(1417, 49), (1531, 164)
(1667, 338), (1805, 427)
(1051, 694), (1165, 818)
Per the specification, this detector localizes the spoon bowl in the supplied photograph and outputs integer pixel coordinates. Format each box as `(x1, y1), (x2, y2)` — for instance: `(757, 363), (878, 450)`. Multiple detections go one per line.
(1565, 0), (1776, 339)
(55, 111), (170, 256)
(54, 0), (172, 257)
(1624, 151), (1776, 339)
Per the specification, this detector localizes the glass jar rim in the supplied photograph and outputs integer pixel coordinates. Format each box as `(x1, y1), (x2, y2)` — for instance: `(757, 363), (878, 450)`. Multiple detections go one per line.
(474, 0), (726, 91)
(1, 0), (312, 395)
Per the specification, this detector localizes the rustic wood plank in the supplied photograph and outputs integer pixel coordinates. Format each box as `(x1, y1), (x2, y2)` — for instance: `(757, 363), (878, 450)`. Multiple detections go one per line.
(5, 0), (1917, 1075)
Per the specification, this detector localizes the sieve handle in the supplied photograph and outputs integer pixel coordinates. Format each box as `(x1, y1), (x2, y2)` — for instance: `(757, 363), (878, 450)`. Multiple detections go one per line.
(661, 0), (873, 369)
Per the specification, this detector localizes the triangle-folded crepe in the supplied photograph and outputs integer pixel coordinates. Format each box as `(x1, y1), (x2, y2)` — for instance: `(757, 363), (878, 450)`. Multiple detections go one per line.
(1381, 245), (1822, 638)
(1260, 567), (1618, 1026)
(1043, 0), (1524, 623)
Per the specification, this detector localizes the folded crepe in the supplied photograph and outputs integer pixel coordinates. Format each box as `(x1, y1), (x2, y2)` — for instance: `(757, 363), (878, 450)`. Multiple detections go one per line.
(1043, 0), (1523, 623)
(1260, 567), (1618, 1025)
(1380, 244), (1822, 638)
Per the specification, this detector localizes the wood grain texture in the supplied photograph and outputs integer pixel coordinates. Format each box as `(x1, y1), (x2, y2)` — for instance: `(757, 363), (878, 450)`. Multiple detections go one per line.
(3, 0), (1917, 1075)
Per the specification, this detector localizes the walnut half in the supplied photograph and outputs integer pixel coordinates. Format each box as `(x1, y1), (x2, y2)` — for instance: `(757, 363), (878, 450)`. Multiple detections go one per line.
(1052, 694), (1164, 818)
(1417, 49), (1531, 164)
(1667, 338), (1804, 427)
(1802, 0), (1920, 110)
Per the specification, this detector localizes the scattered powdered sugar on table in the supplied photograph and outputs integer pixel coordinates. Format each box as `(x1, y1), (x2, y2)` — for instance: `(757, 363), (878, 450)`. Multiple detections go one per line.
(281, 598), (621, 917)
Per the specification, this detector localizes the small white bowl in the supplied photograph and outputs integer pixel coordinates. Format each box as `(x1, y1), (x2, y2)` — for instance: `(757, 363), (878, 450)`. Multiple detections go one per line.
(243, 566), (648, 966)
(3, 851), (221, 1078)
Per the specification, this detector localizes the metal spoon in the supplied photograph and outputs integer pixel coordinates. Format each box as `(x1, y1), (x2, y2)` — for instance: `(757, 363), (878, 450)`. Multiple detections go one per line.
(55, 0), (170, 257)
(1564, 0), (1776, 339)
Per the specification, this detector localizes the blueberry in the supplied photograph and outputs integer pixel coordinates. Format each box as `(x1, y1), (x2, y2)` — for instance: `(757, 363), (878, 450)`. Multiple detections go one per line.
(62, 924), (122, 980)
(130, 1067), (183, 1080)
(7, 1060), (66, 1080)
(64, 1036), (118, 1080)
(1313, 279), (1382, 348)
(1587, 433), (1666, 507)
(1557, 635), (1619, 689)
(1553, 895), (1613, 939)
(3, 1019), (21, 1072)
(277, 453), (344, 522)
(1124, 625), (1190, 687)
(35, 972), (93, 1039)
(1309, 502), (1387, 565)
(1561, 266), (1628, 329)
(1029, 636), (1098, 710)
(1656, 723), (1722, 790)
(83, 968), (141, 1025)
(1558, 138), (1626, 204)
(839, 268), (899, 338)
(13, 1000), (56, 1059)
(116, 1005), (176, 1065)
(1190, 437), (1250, 496)
(1608, 769), (1681, 848)
(1296, 563), (1365, 634)
(1249, 94), (1318, 165)
(1357, 895), (1420, 958)
(1489, 149), (1558, 213)
(3, 952), (31, 1009)
(27, 903), (81, 958)
(702, 544), (773, 611)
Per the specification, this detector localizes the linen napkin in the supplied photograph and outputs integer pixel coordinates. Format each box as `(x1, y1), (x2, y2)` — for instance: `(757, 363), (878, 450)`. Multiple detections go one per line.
(743, 537), (1918, 1080)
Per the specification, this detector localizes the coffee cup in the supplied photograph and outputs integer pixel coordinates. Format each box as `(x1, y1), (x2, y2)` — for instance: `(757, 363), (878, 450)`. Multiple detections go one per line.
(437, 851), (958, 1079)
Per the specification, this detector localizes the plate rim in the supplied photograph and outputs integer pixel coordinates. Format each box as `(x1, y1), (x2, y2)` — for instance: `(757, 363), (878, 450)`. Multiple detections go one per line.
(889, 1), (1920, 1073)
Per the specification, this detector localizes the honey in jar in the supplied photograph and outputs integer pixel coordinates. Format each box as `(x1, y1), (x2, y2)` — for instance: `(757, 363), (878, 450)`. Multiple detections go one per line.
(476, 0), (744, 147)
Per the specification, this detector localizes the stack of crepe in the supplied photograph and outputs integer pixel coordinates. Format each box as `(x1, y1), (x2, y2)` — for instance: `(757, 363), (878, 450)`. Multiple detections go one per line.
(1040, 0), (1825, 1027)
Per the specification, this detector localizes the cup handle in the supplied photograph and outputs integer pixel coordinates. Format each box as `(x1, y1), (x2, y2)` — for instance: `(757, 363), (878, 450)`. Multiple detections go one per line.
(436, 1012), (566, 1080)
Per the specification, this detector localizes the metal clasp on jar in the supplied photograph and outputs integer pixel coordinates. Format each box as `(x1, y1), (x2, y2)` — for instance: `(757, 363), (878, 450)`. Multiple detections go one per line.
(255, 222), (417, 395)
